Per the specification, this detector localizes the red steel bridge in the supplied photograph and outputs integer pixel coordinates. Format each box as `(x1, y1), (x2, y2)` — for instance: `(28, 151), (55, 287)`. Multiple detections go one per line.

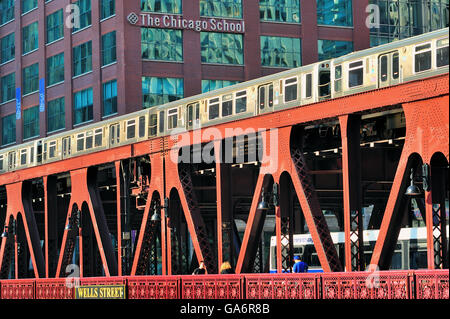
(0, 73), (448, 300)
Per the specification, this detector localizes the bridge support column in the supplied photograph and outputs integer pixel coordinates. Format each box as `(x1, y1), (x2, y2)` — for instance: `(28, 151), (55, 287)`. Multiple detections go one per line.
(339, 115), (364, 271)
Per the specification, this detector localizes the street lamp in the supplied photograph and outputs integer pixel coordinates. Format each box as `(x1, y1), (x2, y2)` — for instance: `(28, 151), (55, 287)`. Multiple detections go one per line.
(151, 197), (169, 221)
(405, 164), (430, 197)
(257, 183), (279, 211)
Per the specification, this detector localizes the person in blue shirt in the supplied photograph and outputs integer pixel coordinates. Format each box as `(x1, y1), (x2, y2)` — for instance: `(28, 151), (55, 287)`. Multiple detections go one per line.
(292, 255), (308, 273)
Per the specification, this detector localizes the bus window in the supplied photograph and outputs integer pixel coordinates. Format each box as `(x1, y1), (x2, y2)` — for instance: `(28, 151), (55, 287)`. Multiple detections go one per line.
(436, 38), (449, 67)
(415, 43), (432, 72)
(235, 90), (247, 114)
(348, 61), (364, 87)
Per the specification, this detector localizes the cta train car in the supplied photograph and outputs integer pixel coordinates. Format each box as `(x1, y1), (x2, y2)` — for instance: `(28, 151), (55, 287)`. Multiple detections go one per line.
(0, 28), (448, 174)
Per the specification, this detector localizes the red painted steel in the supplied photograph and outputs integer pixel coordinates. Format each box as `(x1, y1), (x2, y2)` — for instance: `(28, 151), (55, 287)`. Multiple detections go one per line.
(181, 274), (242, 299)
(414, 269), (449, 299)
(127, 275), (180, 299)
(35, 278), (74, 299)
(245, 273), (319, 299)
(321, 270), (413, 299)
(0, 279), (35, 299)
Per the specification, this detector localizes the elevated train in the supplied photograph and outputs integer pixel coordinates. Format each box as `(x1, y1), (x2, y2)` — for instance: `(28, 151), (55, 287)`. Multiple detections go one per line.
(0, 28), (448, 174)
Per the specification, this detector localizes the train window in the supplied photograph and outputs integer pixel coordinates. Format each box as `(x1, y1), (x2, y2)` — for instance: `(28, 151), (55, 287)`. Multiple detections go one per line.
(0, 155), (3, 171)
(222, 94), (233, 117)
(259, 86), (265, 109)
(94, 128), (103, 147)
(335, 65), (342, 92)
(268, 85), (273, 107)
(235, 90), (247, 114)
(110, 123), (120, 145)
(49, 141), (57, 157)
(305, 73), (312, 98)
(380, 55), (388, 82)
(284, 77), (298, 102)
(8, 151), (15, 170)
(159, 111), (165, 133)
(62, 137), (71, 157)
(168, 108), (179, 129)
(414, 43), (432, 72)
(149, 114), (158, 136)
(348, 60), (364, 87)
(20, 149), (27, 165)
(127, 119), (136, 139)
(436, 38), (449, 67)
(139, 116), (146, 138)
(209, 98), (220, 120)
(86, 132), (93, 150)
(392, 52), (399, 79)
(77, 133), (85, 151)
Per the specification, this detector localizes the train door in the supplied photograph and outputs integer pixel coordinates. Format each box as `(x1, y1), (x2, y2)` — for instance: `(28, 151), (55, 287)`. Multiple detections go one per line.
(318, 62), (331, 100)
(186, 102), (200, 130)
(7, 151), (16, 170)
(258, 83), (273, 115)
(378, 51), (400, 88)
(109, 123), (120, 146)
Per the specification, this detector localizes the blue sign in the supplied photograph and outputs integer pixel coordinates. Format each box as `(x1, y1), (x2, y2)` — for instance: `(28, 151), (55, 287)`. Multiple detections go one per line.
(16, 87), (21, 120)
(39, 78), (45, 113)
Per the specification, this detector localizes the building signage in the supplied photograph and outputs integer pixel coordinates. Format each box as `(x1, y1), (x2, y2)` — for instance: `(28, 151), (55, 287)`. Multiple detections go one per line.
(39, 78), (45, 113)
(15, 88), (21, 120)
(128, 12), (245, 33)
(75, 284), (126, 300)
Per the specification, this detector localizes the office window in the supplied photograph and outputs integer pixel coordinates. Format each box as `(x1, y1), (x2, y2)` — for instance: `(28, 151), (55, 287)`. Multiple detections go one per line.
(1, 33), (15, 64)
(22, 0), (37, 14)
(73, 41), (92, 76)
(0, 0), (14, 25)
(47, 52), (65, 86)
(22, 21), (39, 54)
(73, 88), (93, 125)
(260, 0), (300, 23)
(141, 0), (181, 14)
(261, 36), (301, 68)
(103, 80), (117, 116)
(318, 40), (353, 61)
(47, 9), (64, 44)
(102, 31), (117, 66)
(22, 63), (39, 95)
(2, 114), (15, 145)
(73, 0), (92, 32)
(202, 80), (239, 93)
(1, 73), (15, 103)
(317, 0), (353, 27)
(47, 97), (65, 133)
(200, 0), (242, 19)
(142, 77), (184, 109)
(23, 106), (39, 140)
(141, 28), (183, 61)
(101, 0), (115, 19)
(201, 32), (243, 65)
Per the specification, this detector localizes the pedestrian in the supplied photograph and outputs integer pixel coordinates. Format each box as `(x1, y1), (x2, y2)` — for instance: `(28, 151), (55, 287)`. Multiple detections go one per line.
(220, 261), (234, 274)
(192, 260), (207, 275)
(292, 255), (308, 273)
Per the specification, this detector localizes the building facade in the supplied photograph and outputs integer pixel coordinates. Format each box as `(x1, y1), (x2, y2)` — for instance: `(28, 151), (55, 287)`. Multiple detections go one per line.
(3, 0), (439, 148)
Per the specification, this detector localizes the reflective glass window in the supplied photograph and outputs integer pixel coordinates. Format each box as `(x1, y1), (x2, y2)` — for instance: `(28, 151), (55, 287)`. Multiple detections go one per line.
(101, 0), (115, 19)
(47, 97), (65, 133)
(142, 76), (184, 108)
(1, 33), (15, 64)
(72, 0), (92, 32)
(22, 0), (37, 14)
(47, 9), (64, 44)
(202, 80), (239, 93)
(141, 28), (183, 62)
(47, 52), (65, 86)
(200, 0), (242, 18)
(103, 80), (117, 116)
(2, 114), (15, 145)
(141, 0), (182, 14)
(73, 41), (92, 76)
(23, 106), (39, 140)
(260, 0), (300, 23)
(317, 0), (353, 27)
(73, 87), (93, 125)
(22, 21), (38, 55)
(318, 40), (353, 61)
(0, 72), (15, 103)
(22, 63), (39, 95)
(201, 32), (243, 65)
(0, 0), (14, 25)
(261, 36), (301, 68)
(102, 31), (117, 66)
